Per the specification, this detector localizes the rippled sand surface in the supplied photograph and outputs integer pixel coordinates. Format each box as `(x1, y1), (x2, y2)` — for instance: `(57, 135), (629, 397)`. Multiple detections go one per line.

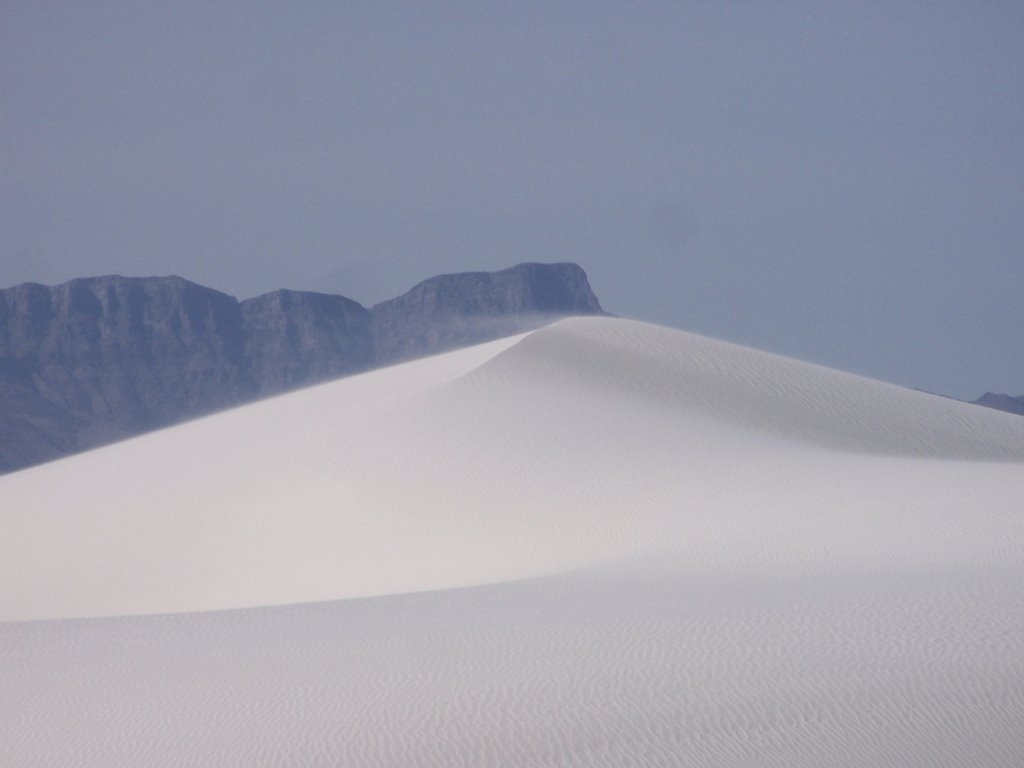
(2, 317), (1023, 766)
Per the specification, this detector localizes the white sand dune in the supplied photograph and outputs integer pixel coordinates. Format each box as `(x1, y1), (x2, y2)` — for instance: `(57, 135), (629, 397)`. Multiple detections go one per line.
(2, 316), (1023, 766)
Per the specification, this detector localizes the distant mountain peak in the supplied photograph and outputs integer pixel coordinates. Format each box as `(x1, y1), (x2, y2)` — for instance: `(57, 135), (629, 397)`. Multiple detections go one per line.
(370, 262), (605, 364)
(380, 262), (603, 315)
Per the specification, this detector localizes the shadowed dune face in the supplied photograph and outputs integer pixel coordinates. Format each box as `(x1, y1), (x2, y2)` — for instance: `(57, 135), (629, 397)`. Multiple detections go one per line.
(463, 318), (1024, 460)
(2, 317), (1024, 766)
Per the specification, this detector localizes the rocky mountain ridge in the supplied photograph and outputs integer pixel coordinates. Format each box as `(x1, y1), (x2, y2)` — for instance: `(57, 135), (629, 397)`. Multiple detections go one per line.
(0, 262), (603, 474)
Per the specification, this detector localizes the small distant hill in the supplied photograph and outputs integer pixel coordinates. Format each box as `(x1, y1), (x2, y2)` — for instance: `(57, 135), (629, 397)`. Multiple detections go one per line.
(973, 392), (1024, 417)
(0, 262), (604, 474)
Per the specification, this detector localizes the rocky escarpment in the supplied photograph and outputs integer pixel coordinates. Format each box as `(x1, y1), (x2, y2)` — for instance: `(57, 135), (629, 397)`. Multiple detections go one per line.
(0, 276), (257, 472)
(372, 262), (603, 364)
(241, 290), (373, 397)
(0, 262), (604, 474)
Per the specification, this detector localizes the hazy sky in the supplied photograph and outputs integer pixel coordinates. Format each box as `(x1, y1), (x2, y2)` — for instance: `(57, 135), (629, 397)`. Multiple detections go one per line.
(2, 2), (1022, 398)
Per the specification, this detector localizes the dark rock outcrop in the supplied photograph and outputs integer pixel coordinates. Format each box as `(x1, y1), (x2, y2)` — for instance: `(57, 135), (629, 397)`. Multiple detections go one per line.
(973, 392), (1024, 416)
(0, 276), (258, 472)
(0, 262), (603, 474)
(372, 262), (604, 364)
(0, 364), (85, 473)
(241, 290), (373, 397)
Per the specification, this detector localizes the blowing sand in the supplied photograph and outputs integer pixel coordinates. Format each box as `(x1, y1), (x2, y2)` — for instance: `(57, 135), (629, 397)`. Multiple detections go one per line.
(2, 317), (1023, 766)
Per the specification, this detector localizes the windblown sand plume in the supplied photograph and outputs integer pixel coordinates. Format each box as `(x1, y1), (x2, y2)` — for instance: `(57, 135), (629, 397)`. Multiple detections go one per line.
(2, 317), (1023, 766)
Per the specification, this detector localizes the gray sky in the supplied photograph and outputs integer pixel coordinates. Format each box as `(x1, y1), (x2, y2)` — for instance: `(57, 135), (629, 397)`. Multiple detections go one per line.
(2, 1), (1022, 399)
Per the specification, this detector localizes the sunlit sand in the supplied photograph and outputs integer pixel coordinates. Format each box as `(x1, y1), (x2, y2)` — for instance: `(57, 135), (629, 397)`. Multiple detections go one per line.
(3, 317), (1023, 766)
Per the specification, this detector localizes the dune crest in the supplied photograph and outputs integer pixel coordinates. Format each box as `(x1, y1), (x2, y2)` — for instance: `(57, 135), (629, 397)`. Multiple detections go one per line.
(3, 317), (1024, 766)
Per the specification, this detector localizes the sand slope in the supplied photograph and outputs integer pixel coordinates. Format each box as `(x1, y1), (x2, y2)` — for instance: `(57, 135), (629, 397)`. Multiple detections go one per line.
(2, 317), (1023, 766)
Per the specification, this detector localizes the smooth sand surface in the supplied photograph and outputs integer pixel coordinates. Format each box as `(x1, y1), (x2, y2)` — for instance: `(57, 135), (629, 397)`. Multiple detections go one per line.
(2, 317), (1023, 766)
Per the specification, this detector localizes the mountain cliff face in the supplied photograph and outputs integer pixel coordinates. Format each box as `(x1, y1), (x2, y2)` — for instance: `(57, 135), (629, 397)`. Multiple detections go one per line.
(241, 290), (373, 397)
(0, 262), (603, 474)
(0, 276), (257, 472)
(372, 262), (603, 364)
